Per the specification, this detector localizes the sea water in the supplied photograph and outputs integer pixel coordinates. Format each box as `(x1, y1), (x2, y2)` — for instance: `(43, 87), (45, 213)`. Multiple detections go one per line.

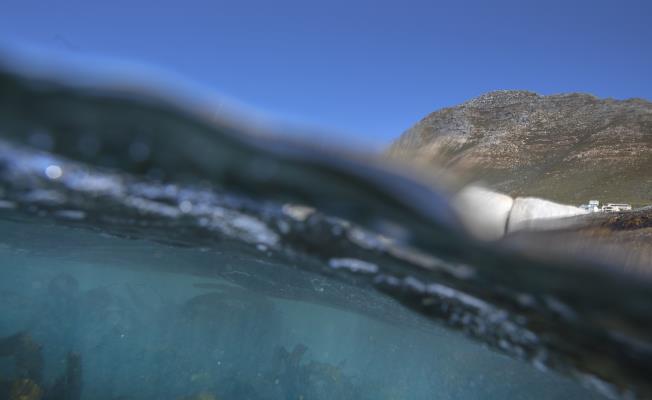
(0, 50), (650, 399)
(0, 218), (602, 400)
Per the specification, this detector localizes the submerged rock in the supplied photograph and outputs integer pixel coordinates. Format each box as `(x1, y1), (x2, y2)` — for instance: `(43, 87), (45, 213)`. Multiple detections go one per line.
(9, 379), (43, 400)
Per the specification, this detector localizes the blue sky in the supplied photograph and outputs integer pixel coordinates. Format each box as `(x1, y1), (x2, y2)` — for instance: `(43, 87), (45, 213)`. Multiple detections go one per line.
(1, 0), (651, 147)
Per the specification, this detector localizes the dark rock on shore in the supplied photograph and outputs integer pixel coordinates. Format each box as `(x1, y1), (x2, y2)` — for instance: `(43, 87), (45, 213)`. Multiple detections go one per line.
(505, 207), (652, 270)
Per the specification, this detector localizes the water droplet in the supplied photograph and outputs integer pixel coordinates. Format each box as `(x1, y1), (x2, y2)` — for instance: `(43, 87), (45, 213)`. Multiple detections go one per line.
(179, 200), (193, 213)
(45, 165), (63, 179)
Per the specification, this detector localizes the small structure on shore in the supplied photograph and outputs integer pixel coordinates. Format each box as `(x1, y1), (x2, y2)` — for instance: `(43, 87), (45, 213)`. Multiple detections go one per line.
(602, 203), (633, 212)
(579, 200), (632, 213)
(579, 200), (601, 213)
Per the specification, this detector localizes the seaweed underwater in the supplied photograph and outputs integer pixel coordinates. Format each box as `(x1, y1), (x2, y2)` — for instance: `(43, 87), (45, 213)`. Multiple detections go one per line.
(0, 50), (650, 399)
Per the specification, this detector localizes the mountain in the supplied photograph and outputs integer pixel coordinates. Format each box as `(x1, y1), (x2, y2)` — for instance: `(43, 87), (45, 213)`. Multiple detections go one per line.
(388, 91), (652, 207)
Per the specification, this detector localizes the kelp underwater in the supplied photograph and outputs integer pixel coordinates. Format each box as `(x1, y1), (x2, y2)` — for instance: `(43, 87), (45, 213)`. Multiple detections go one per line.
(0, 221), (591, 399)
(0, 222), (600, 400)
(0, 51), (650, 400)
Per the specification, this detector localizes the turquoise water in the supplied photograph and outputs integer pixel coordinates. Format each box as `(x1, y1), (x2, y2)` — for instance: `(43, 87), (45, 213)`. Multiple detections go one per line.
(0, 219), (602, 400)
(0, 50), (650, 399)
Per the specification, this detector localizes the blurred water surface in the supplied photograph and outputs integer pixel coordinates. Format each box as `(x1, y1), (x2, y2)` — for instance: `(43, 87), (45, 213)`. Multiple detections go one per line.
(0, 218), (602, 400)
(0, 50), (650, 399)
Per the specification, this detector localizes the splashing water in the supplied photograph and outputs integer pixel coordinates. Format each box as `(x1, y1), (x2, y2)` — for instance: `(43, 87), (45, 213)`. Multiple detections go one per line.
(0, 49), (650, 400)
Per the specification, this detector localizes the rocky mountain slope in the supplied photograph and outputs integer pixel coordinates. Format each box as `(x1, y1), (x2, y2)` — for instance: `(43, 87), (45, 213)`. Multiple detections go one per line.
(388, 91), (652, 207)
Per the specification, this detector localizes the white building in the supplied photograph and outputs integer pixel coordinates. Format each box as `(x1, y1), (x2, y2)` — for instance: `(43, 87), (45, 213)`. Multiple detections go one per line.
(579, 200), (601, 213)
(602, 203), (632, 212)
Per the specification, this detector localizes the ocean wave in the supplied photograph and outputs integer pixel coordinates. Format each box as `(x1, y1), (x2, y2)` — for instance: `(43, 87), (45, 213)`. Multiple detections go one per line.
(0, 49), (651, 399)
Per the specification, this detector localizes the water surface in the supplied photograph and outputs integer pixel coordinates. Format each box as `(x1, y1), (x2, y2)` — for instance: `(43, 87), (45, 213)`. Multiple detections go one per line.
(0, 50), (650, 399)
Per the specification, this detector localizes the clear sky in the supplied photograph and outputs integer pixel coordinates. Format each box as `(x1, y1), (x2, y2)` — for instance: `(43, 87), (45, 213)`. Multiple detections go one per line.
(1, 0), (651, 148)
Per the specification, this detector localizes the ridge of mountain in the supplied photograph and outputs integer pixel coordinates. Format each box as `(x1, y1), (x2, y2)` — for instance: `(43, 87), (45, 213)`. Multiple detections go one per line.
(388, 90), (652, 206)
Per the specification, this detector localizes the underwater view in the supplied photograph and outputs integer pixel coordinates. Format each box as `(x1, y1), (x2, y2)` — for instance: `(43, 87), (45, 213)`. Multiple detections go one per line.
(0, 217), (601, 400)
(0, 32), (651, 400)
